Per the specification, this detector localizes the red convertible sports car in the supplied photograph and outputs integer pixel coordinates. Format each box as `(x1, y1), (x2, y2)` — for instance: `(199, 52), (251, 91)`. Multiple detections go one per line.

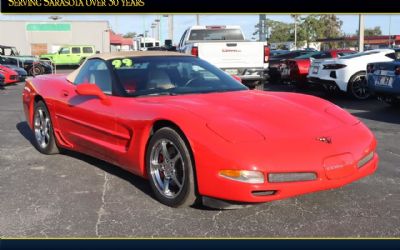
(22, 51), (378, 208)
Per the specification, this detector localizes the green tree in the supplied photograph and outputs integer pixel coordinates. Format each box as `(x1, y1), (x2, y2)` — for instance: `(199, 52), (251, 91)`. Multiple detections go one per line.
(319, 14), (343, 49)
(258, 15), (343, 49)
(266, 19), (293, 44)
(299, 15), (343, 48)
(356, 26), (382, 36)
(123, 32), (137, 38)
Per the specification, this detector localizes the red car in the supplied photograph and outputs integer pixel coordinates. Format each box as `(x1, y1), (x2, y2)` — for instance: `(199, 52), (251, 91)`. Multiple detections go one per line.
(0, 65), (19, 85)
(22, 51), (378, 208)
(281, 50), (356, 85)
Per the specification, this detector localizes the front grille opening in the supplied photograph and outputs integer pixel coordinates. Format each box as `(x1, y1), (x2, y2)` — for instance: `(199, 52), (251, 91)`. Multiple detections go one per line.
(252, 190), (276, 196)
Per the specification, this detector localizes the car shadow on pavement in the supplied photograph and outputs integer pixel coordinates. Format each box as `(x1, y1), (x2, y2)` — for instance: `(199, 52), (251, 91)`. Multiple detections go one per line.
(16, 121), (155, 203)
(350, 106), (400, 124)
(61, 150), (154, 198)
(16, 121), (35, 145)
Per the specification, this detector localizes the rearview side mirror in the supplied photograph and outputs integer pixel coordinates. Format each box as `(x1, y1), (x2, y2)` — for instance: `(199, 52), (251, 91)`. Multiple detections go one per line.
(75, 83), (109, 103)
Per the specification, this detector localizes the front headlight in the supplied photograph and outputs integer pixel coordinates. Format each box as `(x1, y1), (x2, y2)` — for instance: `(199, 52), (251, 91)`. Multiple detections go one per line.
(268, 172), (317, 183)
(219, 170), (265, 184)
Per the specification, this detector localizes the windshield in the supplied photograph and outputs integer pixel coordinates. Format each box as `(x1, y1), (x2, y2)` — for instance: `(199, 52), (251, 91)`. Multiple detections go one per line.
(110, 56), (248, 97)
(188, 29), (244, 41)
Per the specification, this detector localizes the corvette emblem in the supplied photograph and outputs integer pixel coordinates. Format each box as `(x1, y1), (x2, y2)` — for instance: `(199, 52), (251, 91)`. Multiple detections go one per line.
(316, 137), (332, 144)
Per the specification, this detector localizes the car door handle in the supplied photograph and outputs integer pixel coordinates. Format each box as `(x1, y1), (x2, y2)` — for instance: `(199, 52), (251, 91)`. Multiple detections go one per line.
(61, 90), (69, 97)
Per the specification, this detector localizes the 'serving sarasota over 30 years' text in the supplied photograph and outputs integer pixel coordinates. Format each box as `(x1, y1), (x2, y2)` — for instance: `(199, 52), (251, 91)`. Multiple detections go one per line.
(7, 0), (145, 7)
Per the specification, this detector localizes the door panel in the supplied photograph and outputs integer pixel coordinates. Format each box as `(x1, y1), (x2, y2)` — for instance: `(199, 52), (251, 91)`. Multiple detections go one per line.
(54, 58), (120, 163)
(54, 83), (118, 162)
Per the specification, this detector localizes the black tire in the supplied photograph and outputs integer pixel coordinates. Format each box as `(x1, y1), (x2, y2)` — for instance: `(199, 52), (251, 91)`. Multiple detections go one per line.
(347, 72), (370, 100)
(32, 101), (59, 155)
(146, 127), (197, 207)
(29, 65), (44, 76)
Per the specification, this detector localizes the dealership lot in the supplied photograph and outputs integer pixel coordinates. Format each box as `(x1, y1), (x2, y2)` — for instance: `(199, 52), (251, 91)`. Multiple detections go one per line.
(0, 71), (399, 237)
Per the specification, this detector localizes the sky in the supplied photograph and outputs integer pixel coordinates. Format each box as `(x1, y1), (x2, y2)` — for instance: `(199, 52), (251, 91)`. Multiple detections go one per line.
(0, 14), (399, 44)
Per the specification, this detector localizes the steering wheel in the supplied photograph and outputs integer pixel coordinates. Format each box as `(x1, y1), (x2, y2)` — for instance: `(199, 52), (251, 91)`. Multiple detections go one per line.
(184, 77), (203, 87)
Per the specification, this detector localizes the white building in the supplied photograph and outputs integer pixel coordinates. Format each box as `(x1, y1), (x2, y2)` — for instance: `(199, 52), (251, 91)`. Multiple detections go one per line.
(0, 20), (111, 56)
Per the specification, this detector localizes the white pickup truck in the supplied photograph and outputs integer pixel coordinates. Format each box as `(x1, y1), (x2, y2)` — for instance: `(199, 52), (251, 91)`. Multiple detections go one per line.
(177, 25), (270, 89)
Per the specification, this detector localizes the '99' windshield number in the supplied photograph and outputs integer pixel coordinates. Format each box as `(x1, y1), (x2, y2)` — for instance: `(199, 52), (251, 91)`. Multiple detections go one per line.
(112, 58), (133, 69)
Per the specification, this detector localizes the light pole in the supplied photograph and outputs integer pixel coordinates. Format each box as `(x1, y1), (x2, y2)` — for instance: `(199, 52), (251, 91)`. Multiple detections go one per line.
(151, 23), (156, 39)
(154, 18), (160, 42)
(291, 14), (299, 50)
(259, 14), (266, 42)
(163, 15), (174, 42)
(389, 15), (392, 48)
(358, 14), (364, 52)
(196, 14), (200, 25)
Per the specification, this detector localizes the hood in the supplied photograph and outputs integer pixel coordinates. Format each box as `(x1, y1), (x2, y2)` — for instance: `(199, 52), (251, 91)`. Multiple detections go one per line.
(3, 65), (27, 75)
(0, 65), (17, 75)
(142, 90), (359, 143)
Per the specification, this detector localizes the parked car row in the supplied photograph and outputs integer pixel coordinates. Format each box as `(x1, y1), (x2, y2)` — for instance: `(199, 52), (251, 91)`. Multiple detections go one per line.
(268, 47), (400, 104)
(0, 45), (53, 76)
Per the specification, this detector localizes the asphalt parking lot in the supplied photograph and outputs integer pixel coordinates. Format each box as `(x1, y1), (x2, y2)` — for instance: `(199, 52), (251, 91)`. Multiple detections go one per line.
(0, 70), (399, 237)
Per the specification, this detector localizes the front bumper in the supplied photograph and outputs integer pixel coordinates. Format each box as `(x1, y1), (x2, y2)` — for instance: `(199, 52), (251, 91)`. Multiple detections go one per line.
(4, 74), (19, 84)
(199, 153), (378, 204)
(194, 120), (378, 204)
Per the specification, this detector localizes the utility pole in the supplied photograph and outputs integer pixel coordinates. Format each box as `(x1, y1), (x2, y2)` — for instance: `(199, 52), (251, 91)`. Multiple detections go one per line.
(168, 15), (174, 41)
(358, 14), (364, 52)
(294, 19), (297, 50)
(196, 14), (200, 25)
(259, 14), (266, 42)
(290, 14), (299, 50)
(389, 15), (392, 48)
